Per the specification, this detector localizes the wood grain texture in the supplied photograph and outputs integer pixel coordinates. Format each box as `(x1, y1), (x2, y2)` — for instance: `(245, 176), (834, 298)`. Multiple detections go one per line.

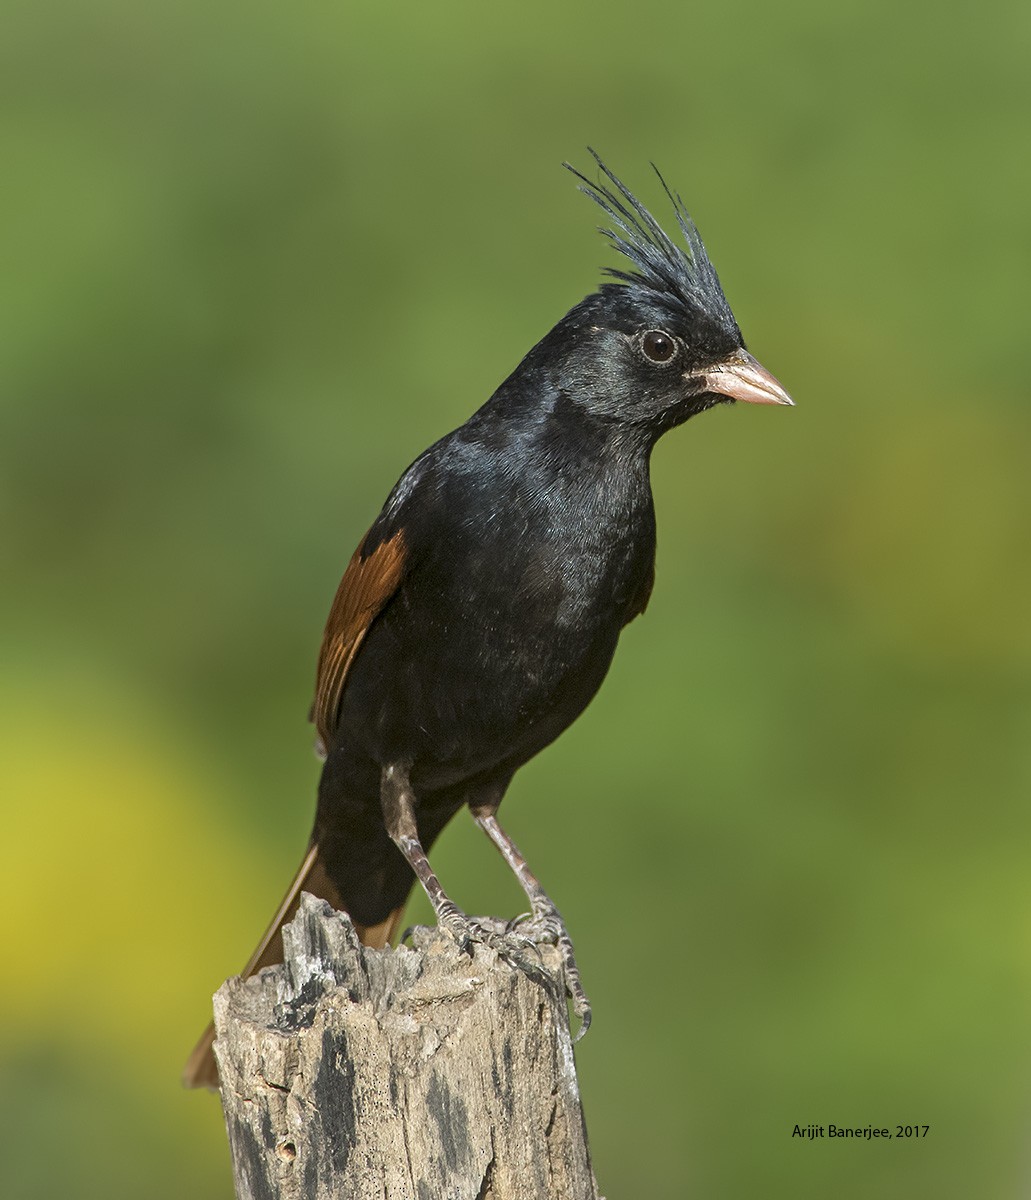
(185, 846), (356, 1091)
(214, 894), (601, 1200)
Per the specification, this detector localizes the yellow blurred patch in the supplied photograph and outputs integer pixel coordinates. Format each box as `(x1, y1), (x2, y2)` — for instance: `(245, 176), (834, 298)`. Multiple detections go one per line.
(0, 672), (273, 1078)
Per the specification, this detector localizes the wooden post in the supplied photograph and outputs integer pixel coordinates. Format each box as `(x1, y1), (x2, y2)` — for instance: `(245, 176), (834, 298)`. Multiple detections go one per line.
(213, 893), (601, 1200)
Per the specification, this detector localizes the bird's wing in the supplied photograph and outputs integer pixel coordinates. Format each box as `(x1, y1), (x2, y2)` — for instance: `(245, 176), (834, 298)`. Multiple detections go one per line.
(311, 526), (408, 755)
(624, 557), (655, 623)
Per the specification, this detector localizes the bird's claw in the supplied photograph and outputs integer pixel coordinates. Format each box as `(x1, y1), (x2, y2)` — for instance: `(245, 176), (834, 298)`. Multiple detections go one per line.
(507, 909), (562, 945)
(436, 905), (478, 956)
(437, 908), (544, 976)
(508, 905), (592, 1040)
(437, 903), (591, 1036)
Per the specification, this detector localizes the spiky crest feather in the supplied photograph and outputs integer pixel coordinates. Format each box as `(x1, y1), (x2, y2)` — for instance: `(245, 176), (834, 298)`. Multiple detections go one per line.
(565, 149), (739, 338)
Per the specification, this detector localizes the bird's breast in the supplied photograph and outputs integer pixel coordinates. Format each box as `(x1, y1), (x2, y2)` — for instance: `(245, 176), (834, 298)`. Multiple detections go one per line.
(339, 489), (656, 786)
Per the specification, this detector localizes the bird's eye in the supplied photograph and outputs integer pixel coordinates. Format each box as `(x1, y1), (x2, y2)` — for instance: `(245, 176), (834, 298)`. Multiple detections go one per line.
(640, 330), (677, 364)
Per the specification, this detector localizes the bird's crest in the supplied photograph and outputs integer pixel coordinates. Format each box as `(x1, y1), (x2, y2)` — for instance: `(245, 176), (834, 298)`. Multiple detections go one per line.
(566, 149), (738, 336)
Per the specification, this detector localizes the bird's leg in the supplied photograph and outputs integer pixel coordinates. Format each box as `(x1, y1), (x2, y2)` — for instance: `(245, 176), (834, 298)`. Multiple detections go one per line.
(471, 806), (592, 1038)
(380, 766), (546, 980)
(380, 763), (469, 938)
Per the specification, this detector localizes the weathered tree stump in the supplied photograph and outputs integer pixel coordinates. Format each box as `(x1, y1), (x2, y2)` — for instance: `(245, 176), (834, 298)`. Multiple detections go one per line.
(213, 893), (601, 1199)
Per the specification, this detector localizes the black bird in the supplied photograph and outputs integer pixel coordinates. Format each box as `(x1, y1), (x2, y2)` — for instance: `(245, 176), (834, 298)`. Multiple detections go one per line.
(184, 152), (792, 1088)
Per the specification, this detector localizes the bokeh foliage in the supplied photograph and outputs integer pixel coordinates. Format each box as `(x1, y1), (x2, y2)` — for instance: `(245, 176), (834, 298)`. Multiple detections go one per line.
(2, 1), (1029, 1196)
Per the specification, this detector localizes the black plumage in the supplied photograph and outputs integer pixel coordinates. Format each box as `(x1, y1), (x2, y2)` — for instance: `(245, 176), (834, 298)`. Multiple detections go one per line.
(184, 151), (792, 1089)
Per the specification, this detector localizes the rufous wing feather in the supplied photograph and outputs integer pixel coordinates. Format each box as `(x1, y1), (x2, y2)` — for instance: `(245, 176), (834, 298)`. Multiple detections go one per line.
(312, 528), (407, 754)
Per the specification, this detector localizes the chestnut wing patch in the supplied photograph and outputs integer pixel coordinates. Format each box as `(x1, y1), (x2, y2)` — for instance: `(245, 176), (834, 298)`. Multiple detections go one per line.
(312, 528), (407, 753)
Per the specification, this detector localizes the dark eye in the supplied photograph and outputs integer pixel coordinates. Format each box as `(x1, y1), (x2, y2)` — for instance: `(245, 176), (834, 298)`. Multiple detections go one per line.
(640, 329), (677, 364)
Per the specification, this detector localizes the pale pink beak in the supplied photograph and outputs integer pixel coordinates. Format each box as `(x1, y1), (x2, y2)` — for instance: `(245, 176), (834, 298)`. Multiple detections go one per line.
(691, 348), (794, 407)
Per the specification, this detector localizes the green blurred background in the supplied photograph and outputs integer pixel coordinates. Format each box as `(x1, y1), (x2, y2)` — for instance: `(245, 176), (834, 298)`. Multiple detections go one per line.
(3, 0), (1029, 1196)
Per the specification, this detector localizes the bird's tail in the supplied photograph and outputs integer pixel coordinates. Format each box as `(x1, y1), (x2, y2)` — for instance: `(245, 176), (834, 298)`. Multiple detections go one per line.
(181, 842), (403, 1090)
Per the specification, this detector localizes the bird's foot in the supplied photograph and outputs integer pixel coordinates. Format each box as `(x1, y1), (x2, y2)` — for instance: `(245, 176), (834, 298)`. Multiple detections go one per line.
(436, 903), (591, 1036)
(508, 904), (592, 1041)
(435, 904), (550, 986)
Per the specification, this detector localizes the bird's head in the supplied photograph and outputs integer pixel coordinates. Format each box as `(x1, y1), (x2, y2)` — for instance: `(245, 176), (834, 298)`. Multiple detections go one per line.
(552, 151), (793, 435)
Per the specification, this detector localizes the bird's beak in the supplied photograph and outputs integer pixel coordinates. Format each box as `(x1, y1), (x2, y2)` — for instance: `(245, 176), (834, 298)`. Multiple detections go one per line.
(691, 348), (794, 407)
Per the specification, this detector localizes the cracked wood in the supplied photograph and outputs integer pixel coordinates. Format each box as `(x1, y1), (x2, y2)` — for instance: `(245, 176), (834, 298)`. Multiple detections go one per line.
(212, 894), (601, 1200)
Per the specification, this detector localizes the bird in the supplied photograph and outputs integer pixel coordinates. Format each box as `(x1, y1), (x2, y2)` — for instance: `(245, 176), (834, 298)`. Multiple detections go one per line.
(183, 150), (793, 1089)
